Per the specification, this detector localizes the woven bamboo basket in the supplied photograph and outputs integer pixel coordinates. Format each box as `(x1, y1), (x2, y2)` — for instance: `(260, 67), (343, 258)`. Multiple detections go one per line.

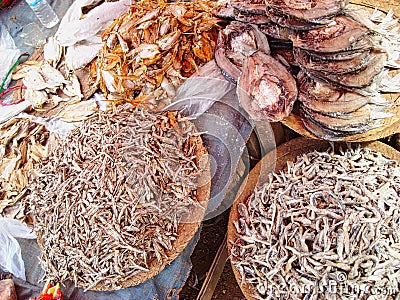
(35, 130), (211, 291)
(227, 137), (400, 299)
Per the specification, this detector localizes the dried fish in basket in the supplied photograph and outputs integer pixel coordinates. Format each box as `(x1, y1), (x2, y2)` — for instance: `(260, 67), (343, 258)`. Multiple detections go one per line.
(289, 3), (400, 140)
(228, 137), (400, 300)
(0, 118), (54, 224)
(28, 105), (210, 291)
(216, 0), (400, 141)
(94, 0), (222, 111)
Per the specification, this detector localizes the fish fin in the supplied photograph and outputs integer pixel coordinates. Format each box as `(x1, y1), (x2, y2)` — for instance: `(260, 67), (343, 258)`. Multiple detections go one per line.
(370, 110), (394, 120)
(368, 96), (391, 109)
(376, 70), (400, 93)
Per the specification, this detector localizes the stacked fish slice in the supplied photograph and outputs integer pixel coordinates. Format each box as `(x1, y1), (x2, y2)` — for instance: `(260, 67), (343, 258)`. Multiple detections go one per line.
(216, 0), (400, 140)
(291, 8), (399, 139)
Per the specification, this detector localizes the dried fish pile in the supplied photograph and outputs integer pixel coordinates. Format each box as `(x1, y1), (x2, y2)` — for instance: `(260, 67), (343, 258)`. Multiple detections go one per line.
(216, 1), (400, 137)
(12, 38), (84, 110)
(294, 7), (400, 139)
(29, 105), (206, 290)
(0, 119), (51, 223)
(231, 146), (400, 299)
(215, 22), (298, 122)
(95, 0), (222, 111)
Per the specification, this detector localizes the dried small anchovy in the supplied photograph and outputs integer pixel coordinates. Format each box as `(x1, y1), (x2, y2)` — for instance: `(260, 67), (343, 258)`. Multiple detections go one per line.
(29, 105), (204, 290)
(231, 146), (400, 299)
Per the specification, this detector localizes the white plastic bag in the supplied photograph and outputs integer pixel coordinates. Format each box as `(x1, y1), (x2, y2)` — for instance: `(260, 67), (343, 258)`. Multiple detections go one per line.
(55, 0), (131, 46)
(0, 25), (21, 90)
(0, 216), (36, 280)
(54, 0), (131, 69)
(163, 60), (235, 117)
(18, 112), (79, 139)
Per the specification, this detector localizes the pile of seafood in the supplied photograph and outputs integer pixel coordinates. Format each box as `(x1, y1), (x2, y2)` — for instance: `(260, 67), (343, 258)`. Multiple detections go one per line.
(28, 105), (207, 290)
(231, 146), (400, 299)
(215, 21), (298, 122)
(12, 37), (84, 111)
(94, 0), (222, 111)
(0, 118), (52, 223)
(216, 0), (400, 139)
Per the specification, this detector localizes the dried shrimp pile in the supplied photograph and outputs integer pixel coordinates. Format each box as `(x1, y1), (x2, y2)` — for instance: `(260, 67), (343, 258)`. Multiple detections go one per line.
(29, 105), (206, 290)
(0, 119), (51, 223)
(216, 0), (400, 139)
(95, 0), (222, 111)
(231, 147), (400, 299)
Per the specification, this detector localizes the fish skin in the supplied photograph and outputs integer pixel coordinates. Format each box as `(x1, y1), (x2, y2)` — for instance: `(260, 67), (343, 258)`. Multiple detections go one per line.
(301, 104), (393, 129)
(300, 95), (386, 115)
(215, 48), (241, 83)
(297, 71), (389, 114)
(234, 10), (271, 25)
(290, 16), (369, 53)
(294, 47), (374, 74)
(237, 50), (298, 122)
(216, 5), (235, 20)
(300, 93), (389, 137)
(300, 37), (373, 61)
(258, 23), (293, 41)
(230, 0), (268, 15)
(264, 0), (348, 21)
(215, 22), (270, 82)
(308, 51), (387, 88)
(300, 111), (380, 140)
(265, 7), (332, 30)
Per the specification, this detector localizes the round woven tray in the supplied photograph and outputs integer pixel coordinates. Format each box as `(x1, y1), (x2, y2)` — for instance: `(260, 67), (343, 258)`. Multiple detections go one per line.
(35, 126), (211, 291)
(227, 137), (400, 299)
(281, 0), (400, 142)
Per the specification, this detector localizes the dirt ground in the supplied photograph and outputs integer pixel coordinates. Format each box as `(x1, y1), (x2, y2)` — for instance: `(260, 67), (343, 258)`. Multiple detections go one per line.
(179, 210), (246, 300)
(179, 212), (231, 299)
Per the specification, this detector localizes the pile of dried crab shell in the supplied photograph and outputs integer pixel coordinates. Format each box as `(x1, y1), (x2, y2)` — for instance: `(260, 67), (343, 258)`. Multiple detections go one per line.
(94, 0), (221, 111)
(229, 144), (400, 299)
(215, 0), (400, 140)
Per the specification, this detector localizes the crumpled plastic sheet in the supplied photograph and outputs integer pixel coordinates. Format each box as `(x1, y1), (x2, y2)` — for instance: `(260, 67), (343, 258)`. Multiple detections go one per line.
(2, 228), (201, 300)
(164, 71), (256, 220)
(0, 216), (36, 281)
(0, 0), (70, 53)
(0, 24), (20, 90)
